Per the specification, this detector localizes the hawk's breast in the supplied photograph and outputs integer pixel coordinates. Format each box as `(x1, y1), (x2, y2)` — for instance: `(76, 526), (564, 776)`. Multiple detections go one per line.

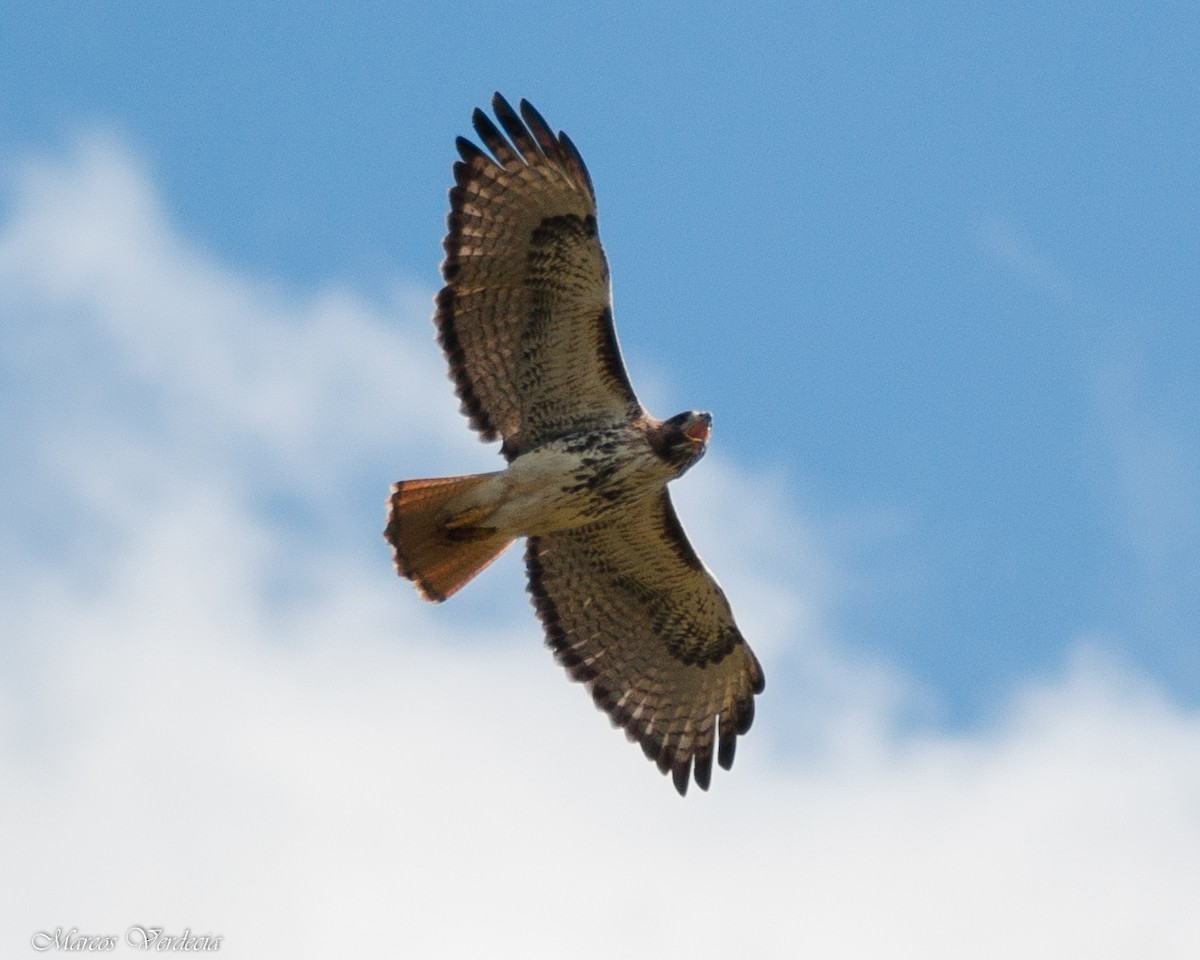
(492, 424), (663, 536)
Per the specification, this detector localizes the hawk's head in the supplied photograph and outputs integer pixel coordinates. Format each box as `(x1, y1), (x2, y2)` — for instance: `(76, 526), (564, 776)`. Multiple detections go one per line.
(653, 411), (712, 476)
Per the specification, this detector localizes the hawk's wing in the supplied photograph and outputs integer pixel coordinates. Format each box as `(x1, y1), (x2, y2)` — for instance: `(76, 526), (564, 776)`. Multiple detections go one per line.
(437, 94), (641, 460)
(526, 491), (765, 794)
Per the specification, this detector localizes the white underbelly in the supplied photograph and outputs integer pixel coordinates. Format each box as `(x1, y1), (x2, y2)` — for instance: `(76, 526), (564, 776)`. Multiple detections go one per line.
(478, 442), (655, 537)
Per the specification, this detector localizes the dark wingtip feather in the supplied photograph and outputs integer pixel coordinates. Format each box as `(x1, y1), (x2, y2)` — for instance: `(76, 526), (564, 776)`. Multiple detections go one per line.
(518, 98), (549, 131)
(693, 738), (714, 791)
(557, 131), (596, 199)
(736, 695), (756, 736)
(654, 741), (673, 775)
(491, 93), (540, 161)
(471, 107), (519, 167)
(489, 90), (513, 115)
(672, 758), (692, 796)
(718, 731), (737, 771)
(518, 99), (566, 164)
(749, 651), (766, 695)
(455, 135), (486, 164)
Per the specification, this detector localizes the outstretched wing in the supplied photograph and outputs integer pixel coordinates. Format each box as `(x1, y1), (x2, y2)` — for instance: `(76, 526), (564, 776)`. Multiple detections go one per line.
(525, 491), (765, 794)
(437, 94), (641, 460)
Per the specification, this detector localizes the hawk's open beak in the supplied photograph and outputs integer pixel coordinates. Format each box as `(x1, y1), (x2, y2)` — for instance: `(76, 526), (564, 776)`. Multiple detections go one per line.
(684, 418), (711, 445)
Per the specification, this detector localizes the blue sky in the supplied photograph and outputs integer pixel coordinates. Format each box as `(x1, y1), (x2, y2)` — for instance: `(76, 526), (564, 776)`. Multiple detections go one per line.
(6, 2), (1197, 717)
(3, 4), (1199, 956)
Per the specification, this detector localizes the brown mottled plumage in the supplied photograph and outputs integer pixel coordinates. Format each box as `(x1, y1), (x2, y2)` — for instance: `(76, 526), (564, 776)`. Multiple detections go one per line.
(386, 94), (764, 794)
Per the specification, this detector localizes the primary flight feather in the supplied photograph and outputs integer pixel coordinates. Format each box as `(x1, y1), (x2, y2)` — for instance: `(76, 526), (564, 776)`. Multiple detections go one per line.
(385, 94), (764, 794)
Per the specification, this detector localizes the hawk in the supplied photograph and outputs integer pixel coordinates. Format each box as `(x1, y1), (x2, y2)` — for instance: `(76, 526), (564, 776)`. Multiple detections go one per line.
(386, 94), (764, 794)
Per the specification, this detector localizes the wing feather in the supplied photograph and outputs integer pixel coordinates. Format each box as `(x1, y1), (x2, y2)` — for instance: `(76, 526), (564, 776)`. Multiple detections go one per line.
(525, 491), (765, 794)
(491, 96), (544, 163)
(436, 94), (640, 459)
(518, 99), (573, 170)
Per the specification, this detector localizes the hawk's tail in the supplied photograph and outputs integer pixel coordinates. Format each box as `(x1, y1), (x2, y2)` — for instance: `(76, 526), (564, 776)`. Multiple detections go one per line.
(385, 474), (514, 603)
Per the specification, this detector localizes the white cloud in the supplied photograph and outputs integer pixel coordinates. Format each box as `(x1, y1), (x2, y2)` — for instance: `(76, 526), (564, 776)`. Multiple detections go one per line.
(3, 135), (1199, 958)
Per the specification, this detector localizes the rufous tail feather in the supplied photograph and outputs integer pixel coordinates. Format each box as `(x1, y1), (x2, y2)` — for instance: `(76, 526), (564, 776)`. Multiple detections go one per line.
(385, 474), (512, 602)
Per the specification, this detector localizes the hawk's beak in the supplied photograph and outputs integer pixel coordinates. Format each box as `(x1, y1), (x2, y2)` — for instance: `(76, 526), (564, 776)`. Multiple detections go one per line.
(684, 418), (711, 445)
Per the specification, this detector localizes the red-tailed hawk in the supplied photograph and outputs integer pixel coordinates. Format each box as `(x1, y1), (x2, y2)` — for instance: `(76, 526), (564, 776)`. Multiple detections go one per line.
(386, 94), (764, 794)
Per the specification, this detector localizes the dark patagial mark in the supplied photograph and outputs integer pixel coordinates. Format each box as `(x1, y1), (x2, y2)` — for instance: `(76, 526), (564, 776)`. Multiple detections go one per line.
(657, 493), (707, 574)
(594, 306), (639, 404)
(525, 213), (635, 410)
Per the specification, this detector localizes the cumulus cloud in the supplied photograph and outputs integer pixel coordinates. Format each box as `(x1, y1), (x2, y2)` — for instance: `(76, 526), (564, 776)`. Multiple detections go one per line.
(3, 135), (1199, 958)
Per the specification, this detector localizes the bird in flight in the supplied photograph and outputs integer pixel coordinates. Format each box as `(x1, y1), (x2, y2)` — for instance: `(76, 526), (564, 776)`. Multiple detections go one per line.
(386, 94), (764, 793)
